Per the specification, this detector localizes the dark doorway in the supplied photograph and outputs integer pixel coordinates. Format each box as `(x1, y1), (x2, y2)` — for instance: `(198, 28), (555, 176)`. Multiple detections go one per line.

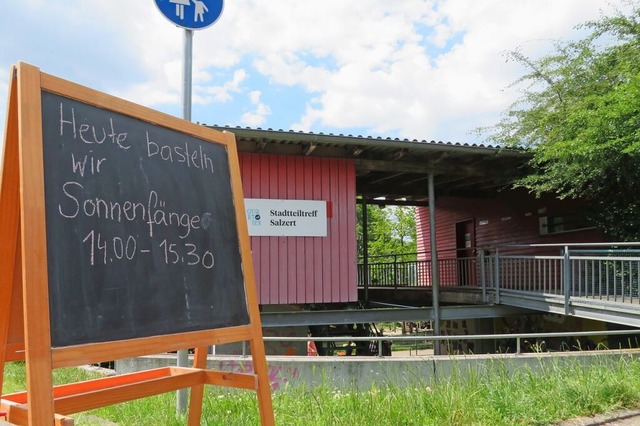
(455, 219), (476, 285)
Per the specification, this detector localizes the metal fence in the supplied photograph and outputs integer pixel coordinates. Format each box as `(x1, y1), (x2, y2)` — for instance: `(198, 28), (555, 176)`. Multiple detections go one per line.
(357, 253), (425, 287)
(263, 329), (640, 357)
(495, 244), (640, 307)
(358, 243), (640, 307)
(569, 250), (640, 302)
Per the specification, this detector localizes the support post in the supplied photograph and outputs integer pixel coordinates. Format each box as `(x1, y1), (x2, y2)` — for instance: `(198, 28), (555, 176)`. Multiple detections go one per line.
(479, 249), (487, 302)
(428, 172), (441, 355)
(494, 249), (501, 304)
(563, 245), (571, 315)
(362, 199), (370, 306)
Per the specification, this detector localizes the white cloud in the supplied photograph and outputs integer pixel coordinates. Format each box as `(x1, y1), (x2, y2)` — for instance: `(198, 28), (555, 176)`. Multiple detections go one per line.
(241, 90), (271, 127)
(197, 69), (247, 104)
(0, 0), (633, 145)
(0, 78), (8, 136)
(283, 0), (628, 141)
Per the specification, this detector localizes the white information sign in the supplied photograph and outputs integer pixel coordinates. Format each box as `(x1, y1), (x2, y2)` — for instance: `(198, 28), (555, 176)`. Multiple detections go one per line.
(245, 199), (327, 237)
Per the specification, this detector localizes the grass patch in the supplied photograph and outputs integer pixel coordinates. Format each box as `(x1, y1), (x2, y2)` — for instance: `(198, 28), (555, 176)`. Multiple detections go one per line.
(391, 340), (433, 352)
(3, 354), (640, 425)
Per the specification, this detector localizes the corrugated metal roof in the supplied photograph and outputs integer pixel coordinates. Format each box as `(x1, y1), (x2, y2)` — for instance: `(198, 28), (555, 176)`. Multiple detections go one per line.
(208, 125), (531, 204)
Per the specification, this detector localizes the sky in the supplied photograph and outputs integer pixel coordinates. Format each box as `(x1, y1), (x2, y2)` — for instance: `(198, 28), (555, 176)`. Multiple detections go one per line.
(0, 0), (632, 147)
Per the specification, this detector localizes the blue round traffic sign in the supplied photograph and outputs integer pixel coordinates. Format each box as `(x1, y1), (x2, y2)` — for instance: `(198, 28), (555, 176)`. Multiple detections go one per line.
(154, 0), (223, 30)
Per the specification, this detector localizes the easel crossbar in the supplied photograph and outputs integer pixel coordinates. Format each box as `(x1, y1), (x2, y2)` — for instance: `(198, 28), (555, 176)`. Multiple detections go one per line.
(0, 403), (72, 426)
(51, 326), (254, 369)
(4, 343), (24, 362)
(1, 366), (259, 417)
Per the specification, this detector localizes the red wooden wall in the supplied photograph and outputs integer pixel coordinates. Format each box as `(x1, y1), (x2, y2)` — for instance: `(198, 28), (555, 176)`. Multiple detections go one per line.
(239, 153), (357, 305)
(415, 191), (605, 287)
(416, 190), (604, 256)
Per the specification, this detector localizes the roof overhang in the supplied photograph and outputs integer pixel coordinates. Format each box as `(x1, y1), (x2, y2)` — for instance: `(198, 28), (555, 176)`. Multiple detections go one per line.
(209, 126), (532, 205)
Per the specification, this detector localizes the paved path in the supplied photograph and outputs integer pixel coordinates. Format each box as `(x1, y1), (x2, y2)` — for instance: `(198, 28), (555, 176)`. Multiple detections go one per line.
(554, 408), (640, 425)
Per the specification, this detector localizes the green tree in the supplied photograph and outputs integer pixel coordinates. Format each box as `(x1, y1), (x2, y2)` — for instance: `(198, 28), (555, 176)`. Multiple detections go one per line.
(482, 1), (640, 240)
(356, 203), (417, 260)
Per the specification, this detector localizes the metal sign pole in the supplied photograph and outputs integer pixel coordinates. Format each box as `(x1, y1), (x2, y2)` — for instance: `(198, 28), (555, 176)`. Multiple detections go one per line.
(153, 0), (225, 415)
(176, 27), (193, 414)
(182, 29), (193, 122)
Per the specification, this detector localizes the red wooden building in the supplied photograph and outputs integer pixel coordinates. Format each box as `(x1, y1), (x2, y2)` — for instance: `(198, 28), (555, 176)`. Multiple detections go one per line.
(212, 126), (539, 308)
(239, 153), (357, 305)
(417, 191), (603, 255)
(415, 190), (605, 287)
(206, 126), (618, 355)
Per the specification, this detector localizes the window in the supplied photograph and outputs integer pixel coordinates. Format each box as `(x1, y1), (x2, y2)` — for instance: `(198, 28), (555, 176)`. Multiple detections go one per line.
(539, 213), (593, 235)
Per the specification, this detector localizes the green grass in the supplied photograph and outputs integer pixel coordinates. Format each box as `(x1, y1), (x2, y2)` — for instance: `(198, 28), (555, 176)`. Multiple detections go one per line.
(391, 340), (433, 352)
(4, 355), (640, 425)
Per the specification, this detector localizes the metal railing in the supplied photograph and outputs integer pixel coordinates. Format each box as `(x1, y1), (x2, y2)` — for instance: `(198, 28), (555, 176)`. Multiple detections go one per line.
(357, 252), (425, 287)
(496, 243), (640, 310)
(262, 329), (640, 357)
(358, 243), (640, 308)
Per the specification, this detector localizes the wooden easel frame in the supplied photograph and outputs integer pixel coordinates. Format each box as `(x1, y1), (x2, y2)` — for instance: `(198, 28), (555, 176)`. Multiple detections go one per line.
(0, 62), (274, 425)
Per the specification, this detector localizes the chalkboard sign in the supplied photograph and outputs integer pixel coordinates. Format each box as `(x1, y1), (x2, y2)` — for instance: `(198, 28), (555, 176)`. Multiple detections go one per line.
(1, 63), (273, 426)
(40, 91), (250, 347)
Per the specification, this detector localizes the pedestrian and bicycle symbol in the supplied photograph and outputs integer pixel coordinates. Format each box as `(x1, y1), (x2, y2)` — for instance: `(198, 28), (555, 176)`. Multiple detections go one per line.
(154, 0), (223, 30)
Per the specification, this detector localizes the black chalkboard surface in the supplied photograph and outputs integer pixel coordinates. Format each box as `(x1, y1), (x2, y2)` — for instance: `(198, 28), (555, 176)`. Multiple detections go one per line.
(40, 91), (250, 347)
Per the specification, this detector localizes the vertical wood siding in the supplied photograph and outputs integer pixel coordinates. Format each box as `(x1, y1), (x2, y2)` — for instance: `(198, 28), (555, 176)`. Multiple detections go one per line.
(416, 191), (604, 287)
(416, 191), (604, 257)
(239, 153), (357, 305)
